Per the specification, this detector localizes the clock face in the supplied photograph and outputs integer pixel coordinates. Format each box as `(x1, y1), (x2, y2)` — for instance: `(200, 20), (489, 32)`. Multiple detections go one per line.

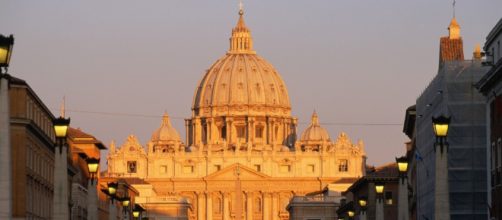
(130, 146), (135, 151)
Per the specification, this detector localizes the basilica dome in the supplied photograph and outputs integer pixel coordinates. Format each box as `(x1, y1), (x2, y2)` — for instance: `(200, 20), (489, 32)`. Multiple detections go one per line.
(300, 111), (331, 142)
(192, 9), (291, 117)
(151, 113), (181, 142)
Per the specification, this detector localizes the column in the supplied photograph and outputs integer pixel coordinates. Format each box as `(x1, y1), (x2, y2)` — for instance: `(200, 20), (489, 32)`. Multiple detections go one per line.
(375, 197), (384, 220)
(435, 142), (450, 220)
(398, 177), (409, 220)
(249, 118), (255, 144)
(185, 119), (190, 146)
(246, 192), (253, 220)
(263, 193), (271, 220)
(207, 118), (212, 144)
(271, 193), (278, 220)
(197, 192), (205, 220)
(0, 75), (12, 218)
(195, 118), (202, 146)
(246, 117), (250, 143)
(223, 193), (230, 220)
(360, 209), (367, 220)
(108, 200), (116, 220)
(226, 118), (232, 144)
(53, 145), (69, 220)
(87, 181), (98, 220)
(206, 192), (213, 220)
(266, 117), (271, 145)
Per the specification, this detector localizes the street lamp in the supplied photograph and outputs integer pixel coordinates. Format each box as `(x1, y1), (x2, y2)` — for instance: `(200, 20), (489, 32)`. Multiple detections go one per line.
(108, 182), (118, 196)
(347, 209), (355, 219)
(86, 157), (100, 183)
(432, 115), (451, 220)
(53, 116), (70, 153)
(396, 156), (408, 179)
(432, 115), (451, 153)
(0, 34), (14, 70)
(121, 197), (131, 207)
(432, 115), (450, 138)
(375, 182), (385, 195)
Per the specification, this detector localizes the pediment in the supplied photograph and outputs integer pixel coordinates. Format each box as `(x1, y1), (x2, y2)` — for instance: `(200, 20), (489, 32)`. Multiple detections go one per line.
(204, 163), (270, 180)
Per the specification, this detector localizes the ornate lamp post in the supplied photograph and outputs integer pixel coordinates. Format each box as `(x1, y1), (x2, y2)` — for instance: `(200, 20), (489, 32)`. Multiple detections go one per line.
(0, 34), (14, 219)
(358, 196), (368, 220)
(375, 182), (385, 220)
(53, 112), (70, 220)
(84, 157), (100, 220)
(432, 115), (451, 220)
(396, 156), (409, 220)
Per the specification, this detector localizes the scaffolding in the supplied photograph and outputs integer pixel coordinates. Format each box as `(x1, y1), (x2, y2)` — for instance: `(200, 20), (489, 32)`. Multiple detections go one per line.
(415, 60), (490, 220)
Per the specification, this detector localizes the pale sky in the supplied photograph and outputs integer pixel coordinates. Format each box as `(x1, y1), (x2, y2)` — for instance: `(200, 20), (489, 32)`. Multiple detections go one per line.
(1, 1), (501, 166)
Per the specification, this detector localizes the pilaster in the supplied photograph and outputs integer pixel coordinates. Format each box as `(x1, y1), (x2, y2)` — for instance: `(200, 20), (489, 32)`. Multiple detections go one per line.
(53, 145), (69, 220)
(435, 143), (450, 220)
(206, 192), (213, 220)
(0, 76), (12, 219)
(398, 177), (409, 220)
(197, 192), (206, 220)
(375, 198), (384, 220)
(246, 191), (253, 220)
(223, 192), (230, 220)
(87, 181), (98, 220)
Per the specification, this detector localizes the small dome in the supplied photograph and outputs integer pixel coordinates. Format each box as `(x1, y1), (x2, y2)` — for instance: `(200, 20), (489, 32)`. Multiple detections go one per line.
(300, 111), (331, 142)
(151, 113), (181, 142)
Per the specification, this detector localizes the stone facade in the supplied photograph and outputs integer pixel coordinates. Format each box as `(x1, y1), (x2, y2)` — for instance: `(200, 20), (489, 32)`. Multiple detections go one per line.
(6, 76), (57, 219)
(106, 8), (366, 220)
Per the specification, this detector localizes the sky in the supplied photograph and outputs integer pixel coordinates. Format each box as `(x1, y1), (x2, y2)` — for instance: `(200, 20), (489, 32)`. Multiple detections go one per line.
(1, 1), (501, 166)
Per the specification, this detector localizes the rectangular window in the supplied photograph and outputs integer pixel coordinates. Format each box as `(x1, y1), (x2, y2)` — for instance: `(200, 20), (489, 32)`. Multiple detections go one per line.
(183, 165), (194, 174)
(385, 191), (393, 205)
(127, 161), (137, 173)
(307, 164), (315, 173)
(237, 126), (246, 138)
(338, 159), (348, 172)
(215, 165), (221, 171)
(280, 165), (291, 173)
(254, 164), (261, 172)
(160, 165), (167, 174)
(256, 126), (263, 138)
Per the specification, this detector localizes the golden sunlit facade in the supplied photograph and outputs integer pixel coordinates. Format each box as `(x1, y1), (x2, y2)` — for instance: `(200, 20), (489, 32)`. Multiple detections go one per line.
(106, 8), (366, 220)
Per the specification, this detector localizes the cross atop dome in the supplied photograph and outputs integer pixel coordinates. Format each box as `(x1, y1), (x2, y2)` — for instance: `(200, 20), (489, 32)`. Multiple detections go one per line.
(228, 2), (255, 54)
(311, 110), (320, 126)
